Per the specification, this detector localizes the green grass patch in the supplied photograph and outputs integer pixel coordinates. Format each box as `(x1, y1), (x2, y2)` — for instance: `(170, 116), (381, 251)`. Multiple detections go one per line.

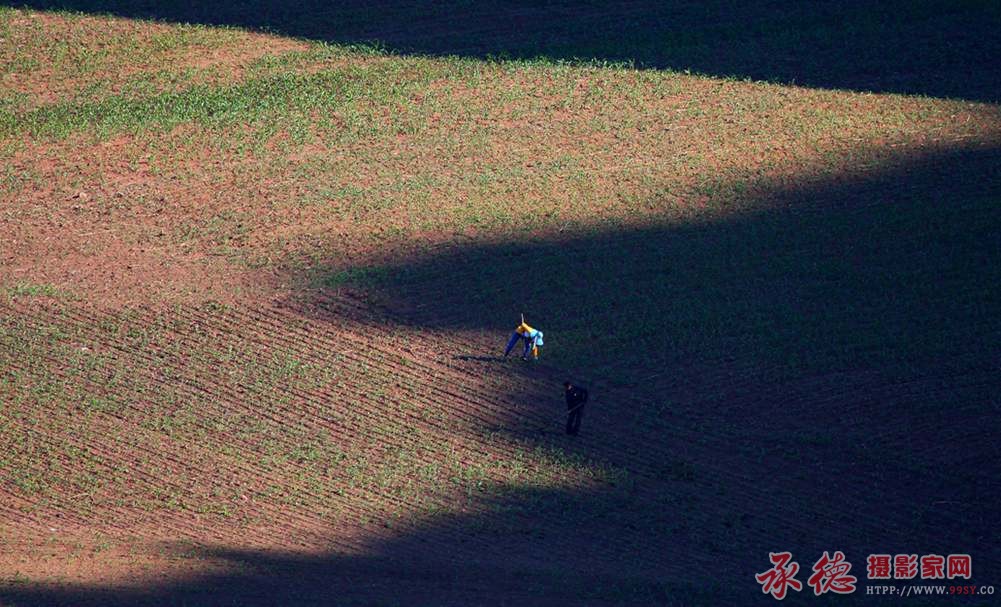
(4, 282), (74, 301)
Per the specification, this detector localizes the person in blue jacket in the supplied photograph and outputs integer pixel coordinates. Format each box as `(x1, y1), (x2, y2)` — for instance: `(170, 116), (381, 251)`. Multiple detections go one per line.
(503, 314), (544, 360)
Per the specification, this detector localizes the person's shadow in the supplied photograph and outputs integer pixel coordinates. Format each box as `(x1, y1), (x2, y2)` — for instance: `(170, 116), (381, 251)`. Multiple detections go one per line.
(452, 354), (506, 362)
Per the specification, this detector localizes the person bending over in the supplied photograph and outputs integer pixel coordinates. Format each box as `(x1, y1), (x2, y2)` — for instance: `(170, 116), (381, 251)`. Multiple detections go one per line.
(503, 314), (544, 360)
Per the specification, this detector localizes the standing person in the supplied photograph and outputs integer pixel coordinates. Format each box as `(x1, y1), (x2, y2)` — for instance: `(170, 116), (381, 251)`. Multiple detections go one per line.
(564, 381), (588, 436)
(503, 314), (544, 360)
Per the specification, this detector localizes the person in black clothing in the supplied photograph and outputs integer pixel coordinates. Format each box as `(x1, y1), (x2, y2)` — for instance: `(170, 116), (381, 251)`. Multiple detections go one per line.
(564, 381), (588, 435)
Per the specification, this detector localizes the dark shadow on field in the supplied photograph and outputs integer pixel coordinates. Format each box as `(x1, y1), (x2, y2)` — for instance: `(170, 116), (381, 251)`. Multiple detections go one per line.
(303, 143), (1000, 596)
(2, 474), (998, 606)
(8, 0), (1001, 102)
(342, 144), (1001, 385)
